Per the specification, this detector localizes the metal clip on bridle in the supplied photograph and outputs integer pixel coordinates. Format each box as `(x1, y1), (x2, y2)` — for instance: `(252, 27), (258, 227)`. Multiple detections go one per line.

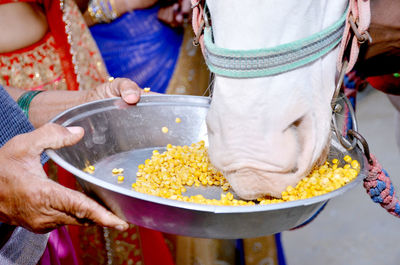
(331, 61), (358, 151)
(348, 129), (373, 165)
(348, 14), (372, 44)
(192, 0), (210, 46)
(331, 62), (373, 165)
(193, 20), (205, 46)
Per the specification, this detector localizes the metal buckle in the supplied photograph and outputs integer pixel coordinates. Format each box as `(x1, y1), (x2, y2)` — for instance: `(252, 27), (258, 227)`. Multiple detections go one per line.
(193, 20), (205, 46)
(191, 0), (202, 9)
(348, 14), (372, 44)
(331, 61), (348, 109)
(332, 95), (358, 151)
(331, 61), (357, 151)
(348, 130), (373, 165)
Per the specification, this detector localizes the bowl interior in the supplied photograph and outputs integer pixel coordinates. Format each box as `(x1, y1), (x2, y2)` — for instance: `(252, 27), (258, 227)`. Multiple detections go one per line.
(46, 95), (366, 238)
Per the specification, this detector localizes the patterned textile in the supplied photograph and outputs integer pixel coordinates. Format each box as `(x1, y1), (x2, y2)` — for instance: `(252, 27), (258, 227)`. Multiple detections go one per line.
(0, 33), (67, 91)
(0, 1), (166, 264)
(0, 85), (49, 264)
(90, 5), (182, 93)
(0, 0), (109, 92)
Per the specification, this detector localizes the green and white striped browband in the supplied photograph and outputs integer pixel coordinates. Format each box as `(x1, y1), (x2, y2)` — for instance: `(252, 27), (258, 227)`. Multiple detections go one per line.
(203, 9), (347, 78)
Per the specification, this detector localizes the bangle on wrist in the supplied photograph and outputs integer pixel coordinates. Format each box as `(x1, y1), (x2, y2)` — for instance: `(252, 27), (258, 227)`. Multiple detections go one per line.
(88, 0), (118, 24)
(17, 90), (43, 118)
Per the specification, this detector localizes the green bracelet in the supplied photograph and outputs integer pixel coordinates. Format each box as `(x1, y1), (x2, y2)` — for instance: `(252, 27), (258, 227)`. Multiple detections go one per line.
(17, 90), (44, 118)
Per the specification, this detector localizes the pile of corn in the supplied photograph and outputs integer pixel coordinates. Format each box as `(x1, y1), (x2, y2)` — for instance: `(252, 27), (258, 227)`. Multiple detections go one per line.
(130, 141), (360, 206)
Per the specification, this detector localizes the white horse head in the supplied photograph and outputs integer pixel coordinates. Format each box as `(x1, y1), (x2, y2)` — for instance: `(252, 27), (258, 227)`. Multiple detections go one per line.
(202, 0), (349, 199)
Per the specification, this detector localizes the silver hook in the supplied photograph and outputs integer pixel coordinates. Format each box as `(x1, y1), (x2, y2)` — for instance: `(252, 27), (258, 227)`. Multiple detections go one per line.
(331, 60), (348, 109)
(332, 95), (358, 150)
(191, 0), (202, 9)
(348, 14), (372, 44)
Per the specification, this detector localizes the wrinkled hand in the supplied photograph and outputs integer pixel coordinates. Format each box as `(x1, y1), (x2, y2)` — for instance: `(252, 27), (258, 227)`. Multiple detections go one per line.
(86, 78), (144, 104)
(158, 0), (191, 28)
(0, 123), (129, 233)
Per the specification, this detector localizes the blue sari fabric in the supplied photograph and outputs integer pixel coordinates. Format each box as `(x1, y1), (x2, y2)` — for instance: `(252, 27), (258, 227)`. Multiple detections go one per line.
(90, 6), (183, 93)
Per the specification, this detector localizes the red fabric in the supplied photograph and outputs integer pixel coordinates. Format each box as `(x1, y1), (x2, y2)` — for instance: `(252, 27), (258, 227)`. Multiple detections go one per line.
(0, 32), (53, 57)
(0, 0), (39, 3)
(140, 227), (175, 265)
(44, 0), (80, 91)
(30, 0), (174, 262)
(0, 0), (79, 90)
(367, 74), (400, 95)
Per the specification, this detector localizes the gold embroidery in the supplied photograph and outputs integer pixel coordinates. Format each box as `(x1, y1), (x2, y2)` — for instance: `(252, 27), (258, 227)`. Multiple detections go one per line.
(0, 0), (108, 92)
(107, 224), (145, 265)
(61, 0), (109, 90)
(0, 34), (67, 91)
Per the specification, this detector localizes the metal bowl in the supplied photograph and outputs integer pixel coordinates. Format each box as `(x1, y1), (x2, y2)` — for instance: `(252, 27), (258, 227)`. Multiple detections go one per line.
(46, 95), (366, 239)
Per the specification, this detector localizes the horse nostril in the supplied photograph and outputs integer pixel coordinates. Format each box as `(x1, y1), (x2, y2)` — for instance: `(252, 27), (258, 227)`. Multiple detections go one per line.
(292, 116), (303, 128)
(282, 115), (305, 137)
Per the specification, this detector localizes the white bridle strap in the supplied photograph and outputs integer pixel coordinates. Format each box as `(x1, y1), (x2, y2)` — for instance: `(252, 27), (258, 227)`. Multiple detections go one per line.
(337, 0), (371, 73)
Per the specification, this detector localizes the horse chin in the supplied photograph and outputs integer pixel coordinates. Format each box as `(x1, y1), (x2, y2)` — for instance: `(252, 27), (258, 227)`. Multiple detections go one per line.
(224, 168), (298, 200)
(222, 136), (332, 200)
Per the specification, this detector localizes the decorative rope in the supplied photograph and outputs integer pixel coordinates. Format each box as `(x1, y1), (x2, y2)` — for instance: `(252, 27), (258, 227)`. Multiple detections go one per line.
(364, 155), (400, 217)
(344, 70), (400, 218)
(291, 70), (400, 229)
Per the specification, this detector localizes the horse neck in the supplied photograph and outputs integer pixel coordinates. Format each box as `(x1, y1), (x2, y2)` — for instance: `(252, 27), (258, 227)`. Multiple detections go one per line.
(208, 0), (347, 51)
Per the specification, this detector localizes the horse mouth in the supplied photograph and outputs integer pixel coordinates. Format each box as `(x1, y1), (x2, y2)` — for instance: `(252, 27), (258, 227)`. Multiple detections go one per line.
(221, 137), (332, 200)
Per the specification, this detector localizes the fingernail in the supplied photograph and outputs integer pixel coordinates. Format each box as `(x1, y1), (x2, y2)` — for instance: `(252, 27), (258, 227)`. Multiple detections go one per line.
(116, 225), (124, 231)
(124, 91), (140, 104)
(116, 223), (128, 231)
(76, 211), (84, 218)
(66, 126), (83, 135)
(125, 88), (139, 95)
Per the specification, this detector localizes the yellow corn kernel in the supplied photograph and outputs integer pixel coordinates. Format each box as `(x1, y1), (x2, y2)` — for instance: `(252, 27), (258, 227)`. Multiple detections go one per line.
(112, 168), (120, 174)
(83, 165), (95, 174)
(226, 192), (234, 201)
(351, 160), (360, 170)
(130, 141), (359, 206)
(175, 117), (181, 123)
(117, 175), (124, 182)
(144, 87), (151, 92)
(161, 127), (169, 133)
(343, 155), (352, 163)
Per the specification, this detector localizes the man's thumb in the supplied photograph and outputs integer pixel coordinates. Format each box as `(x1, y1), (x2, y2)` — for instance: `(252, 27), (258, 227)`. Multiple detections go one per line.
(28, 123), (84, 154)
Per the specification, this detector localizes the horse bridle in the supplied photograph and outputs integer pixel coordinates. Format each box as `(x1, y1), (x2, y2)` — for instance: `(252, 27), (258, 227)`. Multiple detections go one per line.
(191, 0), (371, 151)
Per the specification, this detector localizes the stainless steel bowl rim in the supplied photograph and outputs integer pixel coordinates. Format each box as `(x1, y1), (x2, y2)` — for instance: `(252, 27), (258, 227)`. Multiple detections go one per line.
(46, 95), (366, 214)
